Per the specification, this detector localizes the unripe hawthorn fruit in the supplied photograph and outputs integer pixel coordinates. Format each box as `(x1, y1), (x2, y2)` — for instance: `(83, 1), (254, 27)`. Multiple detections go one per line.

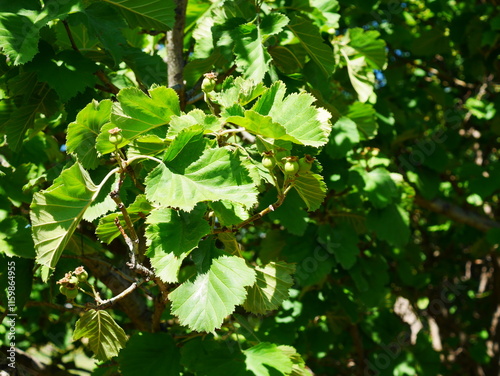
(202, 72), (217, 93)
(108, 127), (123, 145)
(283, 156), (299, 175)
(64, 288), (79, 300)
(298, 155), (314, 174)
(262, 155), (276, 170)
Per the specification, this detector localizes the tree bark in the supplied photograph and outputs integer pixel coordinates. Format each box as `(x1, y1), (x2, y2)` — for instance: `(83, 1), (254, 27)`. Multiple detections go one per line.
(166, 0), (188, 108)
(414, 195), (500, 232)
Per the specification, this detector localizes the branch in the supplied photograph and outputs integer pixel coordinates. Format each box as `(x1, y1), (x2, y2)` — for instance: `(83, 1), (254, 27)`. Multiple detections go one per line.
(167, 0), (188, 108)
(95, 281), (140, 310)
(414, 195), (500, 232)
(82, 258), (152, 331)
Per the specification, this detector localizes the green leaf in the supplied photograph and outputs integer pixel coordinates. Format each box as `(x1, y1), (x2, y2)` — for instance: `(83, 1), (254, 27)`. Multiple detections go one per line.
(167, 109), (222, 138)
(209, 200), (249, 226)
(286, 15), (335, 77)
(118, 332), (180, 376)
(318, 224), (359, 270)
(0, 216), (36, 258)
(102, 0), (175, 30)
(96, 195), (153, 244)
(293, 172), (327, 211)
(243, 262), (295, 314)
(78, 3), (129, 65)
(260, 13), (289, 37)
(73, 309), (128, 362)
(30, 163), (102, 280)
(277, 345), (310, 376)
(366, 204), (410, 247)
(342, 28), (387, 70)
(226, 110), (288, 140)
(344, 55), (375, 102)
(233, 23), (271, 83)
(146, 205), (210, 283)
(4, 89), (59, 152)
(170, 255), (256, 332)
(180, 337), (249, 376)
(96, 86), (180, 155)
(28, 49), (98, 101)
(145, 128), (258, 211)
(243, 342), (293, 376)
(325, 116), (359, 159)
(215, 76), (267, 109)
(252, 81), (332, 147)
(67, 100), (112, 170)
(0, 13), (39, 65)
(347, 102), (378, 140)
(360, 167), (398, 209)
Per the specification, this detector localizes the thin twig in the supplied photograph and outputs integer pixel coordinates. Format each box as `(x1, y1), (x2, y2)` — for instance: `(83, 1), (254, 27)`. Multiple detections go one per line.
(62, 20), (79, 52)
(95, 282), (140, 310)
(212, 183), (293, 233)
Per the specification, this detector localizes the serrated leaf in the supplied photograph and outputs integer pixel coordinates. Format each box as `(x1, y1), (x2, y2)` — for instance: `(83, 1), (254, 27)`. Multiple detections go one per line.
(347, 102), (377, 140)
(118, 332), (180, 376)
(260, 13), (289, 37)
(209, 200), (249, 226)
(215, 76), (267, 109)
(244, 342), (293, 376)
(145, 128), (258, 211)
(96, 86), (180, 155)
(286, 15), (335, 77)
(325, 116), (359, 159)
(80, 3), (128, 65)
(243, 262), (295, 314)
(343, 28), (387, 70)
(67, 100), (112, 170)
(252, 81), (332, 147)
(170, 255), (256, 332)
(293, 172), (326, 211)
(96, 195), (153, 244)
(29, 49), (98, 101)
(233, 23), (271, 83)
(180, 337), (249, 376)
(4, 89), (59, 152)
(30, 163), (102, 280)
(0, 216), (36, 258)
(73, 309), (128, 362)
(366, 204), (410, 247)
(344, 55), (375, 102)
(226, 110), (288, 140)
(360, 167), (398, 209)
(167, 109), (222, 138)
(0, 13), (39, 65)
(102, 0), (175, 30)
(146, 205), (210, 283)
(277, 346), (310, 376)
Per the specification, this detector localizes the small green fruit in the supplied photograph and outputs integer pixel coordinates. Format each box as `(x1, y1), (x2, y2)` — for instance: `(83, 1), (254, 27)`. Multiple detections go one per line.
(64, 288), (79, 300)
(59, 285), (68, 295)
(69, 275), (79, 286)
(76, 270), (88, 283)
(262, 155), (276, 170)
(298, 155), (314, 174)
(202, 72), (217, 93)
(108, 127), (123, 145)
(283, 157), (299, 175)
(109, 134), (123, 145)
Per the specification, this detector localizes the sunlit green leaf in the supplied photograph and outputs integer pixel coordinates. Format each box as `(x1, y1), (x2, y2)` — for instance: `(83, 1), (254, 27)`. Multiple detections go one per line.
(170, 255), (256, 332)
(146, 205), (210, 283)
(73, 309), (128, 362)
(243, 262), (295, 314)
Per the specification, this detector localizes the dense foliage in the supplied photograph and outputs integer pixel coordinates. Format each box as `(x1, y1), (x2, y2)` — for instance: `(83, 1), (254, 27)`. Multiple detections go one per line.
(0, 0), (499, 375)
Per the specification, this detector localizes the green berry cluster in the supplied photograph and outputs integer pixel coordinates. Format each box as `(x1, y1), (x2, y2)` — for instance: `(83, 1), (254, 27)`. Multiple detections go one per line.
(57, 266), (88, 301)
